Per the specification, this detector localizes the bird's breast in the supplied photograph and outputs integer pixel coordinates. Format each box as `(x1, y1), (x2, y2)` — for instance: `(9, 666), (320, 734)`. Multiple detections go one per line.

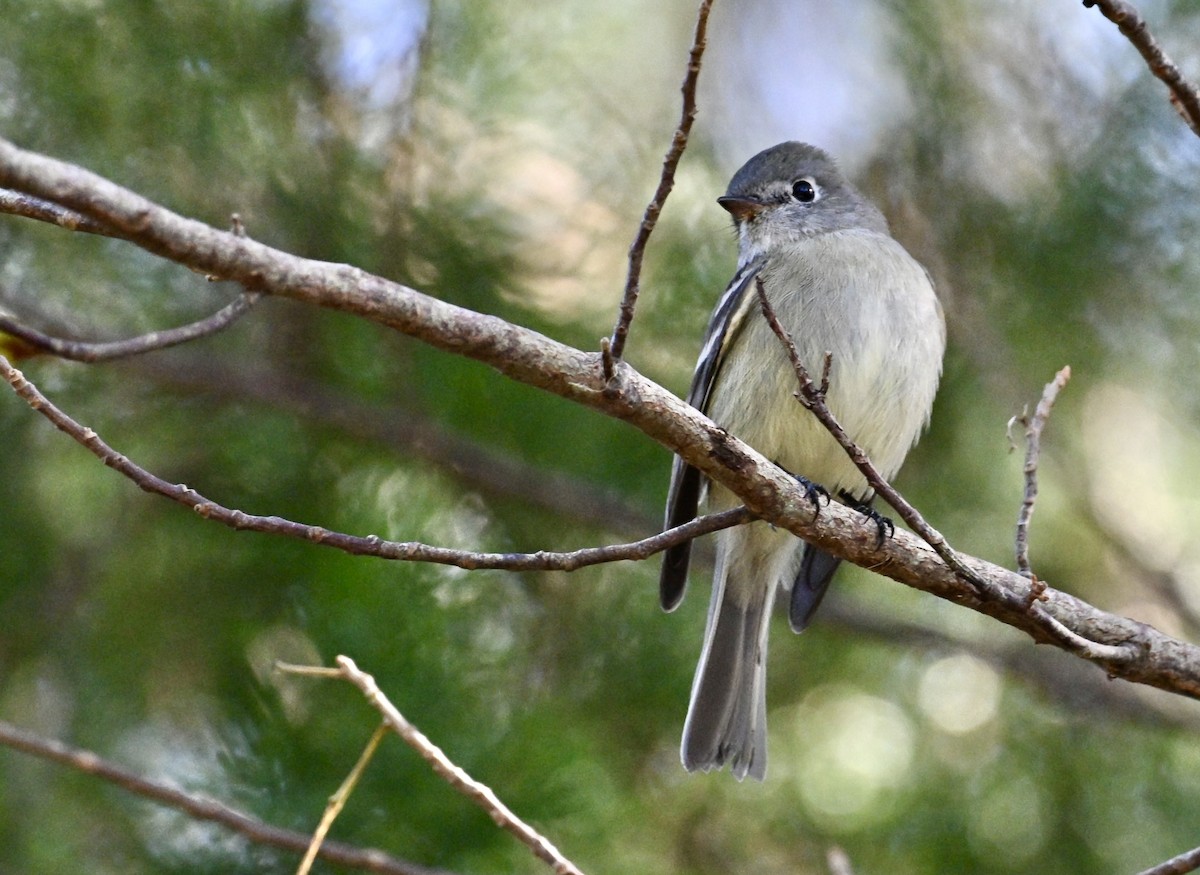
(706, 230), (943, 495)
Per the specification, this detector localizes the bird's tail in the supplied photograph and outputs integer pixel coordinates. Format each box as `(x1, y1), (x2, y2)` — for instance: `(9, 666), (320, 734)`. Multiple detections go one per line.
(680, 532), (783, 781)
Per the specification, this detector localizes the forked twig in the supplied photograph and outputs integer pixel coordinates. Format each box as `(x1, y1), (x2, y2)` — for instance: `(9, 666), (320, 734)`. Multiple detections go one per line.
(0, 186), (122, 237)
(752, 279), (977, 583)
(282, 657), (587, 875)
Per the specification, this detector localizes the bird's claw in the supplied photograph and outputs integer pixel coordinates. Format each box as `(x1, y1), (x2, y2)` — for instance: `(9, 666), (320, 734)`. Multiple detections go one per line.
(839, 490), (894, 547)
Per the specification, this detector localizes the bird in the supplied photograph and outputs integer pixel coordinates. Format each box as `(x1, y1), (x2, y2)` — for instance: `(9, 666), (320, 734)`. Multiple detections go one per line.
(660, 142), (945, 780)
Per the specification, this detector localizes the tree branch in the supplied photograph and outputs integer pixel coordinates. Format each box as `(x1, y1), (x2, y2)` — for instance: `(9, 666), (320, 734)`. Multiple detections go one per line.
(0, 293), (259, 362)
(604, 0), (714, 374)
(1082, 0), (1200, 135)
(1136, 844), (1200, 875)
(283, 657), (587, 875)
(0, 719), (452, 875)
(0, 351), (749, 571)
(821, 597), (1200, 731)
(17, 324), (1189, 734)
(1, 137), (1198, 705)
(298, 723), (390, 875)
(0, 186), (123, 237)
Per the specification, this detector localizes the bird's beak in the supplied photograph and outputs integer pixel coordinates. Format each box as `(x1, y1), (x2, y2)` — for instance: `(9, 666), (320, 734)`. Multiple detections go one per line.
(717, 195), (765, 222)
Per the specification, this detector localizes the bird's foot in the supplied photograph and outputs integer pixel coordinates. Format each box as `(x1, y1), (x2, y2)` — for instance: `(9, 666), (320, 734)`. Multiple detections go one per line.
(790, 471), (830, 515)
(839, 490), (894, 547)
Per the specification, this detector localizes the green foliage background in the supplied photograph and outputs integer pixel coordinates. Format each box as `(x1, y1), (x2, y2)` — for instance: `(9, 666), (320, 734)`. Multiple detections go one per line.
(3, 1), (1200, 873)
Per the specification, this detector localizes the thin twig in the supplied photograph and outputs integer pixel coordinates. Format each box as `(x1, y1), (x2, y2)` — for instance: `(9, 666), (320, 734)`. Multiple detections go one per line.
(0, 294), (260, 362)
(604, 0), (714, 377)
(1082, 0), (1200, 136)
(0, 719), (452, 875)
(754, 280), (1136, 664)
(0, 186), (123, 237)
(1135, 843), (1200, 875)
(0, 353), (749, 571)
(1013, 366), (1071, 578)
(313, 656), (587, 875)
(298, 723), (390, 875)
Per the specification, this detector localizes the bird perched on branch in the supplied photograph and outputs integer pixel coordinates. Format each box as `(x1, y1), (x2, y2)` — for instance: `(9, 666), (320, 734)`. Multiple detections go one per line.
(660, 142), (945, 780)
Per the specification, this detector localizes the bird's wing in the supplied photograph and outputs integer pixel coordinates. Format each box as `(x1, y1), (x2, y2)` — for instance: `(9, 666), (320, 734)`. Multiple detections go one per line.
(659, 256), (766, 611)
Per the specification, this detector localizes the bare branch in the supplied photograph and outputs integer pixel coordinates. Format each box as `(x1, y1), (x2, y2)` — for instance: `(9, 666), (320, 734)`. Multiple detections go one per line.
(0, 186), (122, 237)
(1, 137), (1198, 704)
(1082, 0), (1200, 136)
(604, 0), (714, 375)
(1136, 844), (1200, 875)
(0, 351), (747, 570)
(1013, 366), (1072, 578)
(127, 352), (1200, 732)
(298, 723), (389, 875)
(0, 293), (259, 362)
(0, 718), (453, 875)
(299, 656), (587, 875)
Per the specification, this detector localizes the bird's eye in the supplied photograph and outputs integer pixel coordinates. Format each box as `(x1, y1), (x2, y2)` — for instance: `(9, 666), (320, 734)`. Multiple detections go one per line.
(791, 178), (817, 202)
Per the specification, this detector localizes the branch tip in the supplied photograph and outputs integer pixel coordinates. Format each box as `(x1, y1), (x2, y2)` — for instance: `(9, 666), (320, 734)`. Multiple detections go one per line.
(0, 293), (259, 363)
(1014, 365), (1071, 578)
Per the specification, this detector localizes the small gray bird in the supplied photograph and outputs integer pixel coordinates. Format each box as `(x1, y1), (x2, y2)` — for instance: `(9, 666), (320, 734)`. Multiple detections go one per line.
(660, 142), (945, 780)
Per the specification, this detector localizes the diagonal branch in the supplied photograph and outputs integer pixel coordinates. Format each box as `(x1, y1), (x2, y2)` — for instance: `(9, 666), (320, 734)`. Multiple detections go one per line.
(604, 0), (714, 375)
(1136, 843), (1200, 875)
(0, 719), (453, 875)
(1082, 0), (1200, 135)
(0, 350), (747, 571)
(298, 723), (390, 875)
(283, 657), (587, 875)
(2, 137), (1200, 705)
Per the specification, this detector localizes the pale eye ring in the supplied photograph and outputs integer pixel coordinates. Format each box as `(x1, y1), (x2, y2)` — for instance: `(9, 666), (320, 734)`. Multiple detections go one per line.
(791, 178), (817, 203)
